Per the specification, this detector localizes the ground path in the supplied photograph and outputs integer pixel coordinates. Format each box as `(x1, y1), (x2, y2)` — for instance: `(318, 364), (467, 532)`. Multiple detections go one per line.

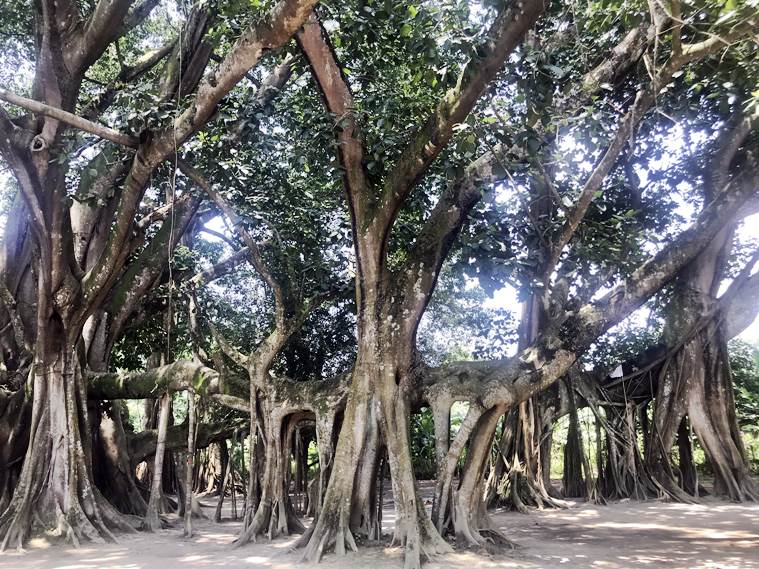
(1, 497), (757, 568)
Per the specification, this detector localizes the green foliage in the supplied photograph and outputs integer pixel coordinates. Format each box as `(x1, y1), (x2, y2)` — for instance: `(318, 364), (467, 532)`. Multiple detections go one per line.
(410, 407), (437, 479)
(729, 339), (759, 429)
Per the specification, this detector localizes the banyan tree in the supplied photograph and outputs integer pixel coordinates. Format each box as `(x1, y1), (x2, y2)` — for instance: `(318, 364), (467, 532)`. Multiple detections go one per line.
(0, 0), (757, 567)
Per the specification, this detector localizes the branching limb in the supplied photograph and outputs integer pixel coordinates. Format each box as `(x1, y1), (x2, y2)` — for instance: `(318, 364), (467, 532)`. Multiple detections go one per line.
(375, 0), (546, 233)
(80, 0), (141, 72)
(208, 322), (250, 369)
(296, 14), (371, 222)
(721, 250), (759, 339)
(88, 360), (220, 399)
(399, 145), (510, 321)
(106, 192), (201, 341)
(82, 0), (318, 310)
(543, 14), (757, 278)
(128, 419), (248, 464)
(177, 159), (288, 327)
(120, 0), (161, 35)
(83, 41), (176, 119)
(0, 88), (139, 147)
(479, 158), (759, 409)
(187, 247), (250, 287)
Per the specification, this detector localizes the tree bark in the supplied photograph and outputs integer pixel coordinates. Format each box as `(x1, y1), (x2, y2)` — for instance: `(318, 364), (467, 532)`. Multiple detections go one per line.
(0, 345), (134, 549)
(143, 392), (172, 531)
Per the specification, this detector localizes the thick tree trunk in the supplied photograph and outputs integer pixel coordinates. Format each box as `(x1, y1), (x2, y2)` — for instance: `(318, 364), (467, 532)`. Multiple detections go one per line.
(297, 362), (372, 561)
(377, 377), (450, 562)
(349, 410), (382, 540)
(450, 405), (515, 549)
(648, 221), (756, 501)
(300, 345), (450, 568)
(0, 345), (134, 549)
(685, 326), (756, 500)
(237, 405), (304, 544)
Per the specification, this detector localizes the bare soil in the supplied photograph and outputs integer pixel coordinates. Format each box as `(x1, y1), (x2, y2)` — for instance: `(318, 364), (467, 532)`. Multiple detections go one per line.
(1, 496), (757, 568)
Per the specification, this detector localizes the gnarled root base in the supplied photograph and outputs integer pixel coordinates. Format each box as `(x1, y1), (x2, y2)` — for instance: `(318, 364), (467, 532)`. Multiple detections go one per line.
(298, 506), (357, 563)
(0, 482), (137, 550)
(452, 502), (517, 553)
(236, 498), (305, 546)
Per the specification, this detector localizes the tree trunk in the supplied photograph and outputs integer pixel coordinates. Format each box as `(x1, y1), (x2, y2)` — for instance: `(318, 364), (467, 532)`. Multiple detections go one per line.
(214, 441), (231, 522)
(648, 222), (756, 501)
(184, 392), (197, 537)
(562, 387), (586, 498)
(143, 392), (172, 531)
(0, 387), (30, 514)
(237, 404), (303, 544)
(676, 417), (698, 496)
(300, 345), (451, 568)
(450, 405), (515, 549)
(95, 401), (148, 515)
(685, 325), (756, 500)
(0, 344), (134, 549)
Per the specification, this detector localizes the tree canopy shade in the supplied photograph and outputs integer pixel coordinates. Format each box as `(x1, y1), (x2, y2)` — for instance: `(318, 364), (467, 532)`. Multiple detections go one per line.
(0, 0), (758, 567)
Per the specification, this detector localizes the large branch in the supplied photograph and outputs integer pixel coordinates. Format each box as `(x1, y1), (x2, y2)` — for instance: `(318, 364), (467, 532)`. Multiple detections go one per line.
(475, 159), (758, 409)
(106, 193), (202, 342)
(120, 0), (161, 35)
(543, 14), (757, 277)
(128, 420), (247, 464)
(399, 145), (509, 322)
(296, 15), (371, 223)
(81, 0), (318, 309)
(0, 88), (139, 147)
(87, 360), (249, 411)
(187, 247), (250, 287)
(375, 0), (546, 233)
(79, 0), (140, 72)
(208, 322), (250, 369)
(580, 24), (652, 94)
(722, 255), (759, 339)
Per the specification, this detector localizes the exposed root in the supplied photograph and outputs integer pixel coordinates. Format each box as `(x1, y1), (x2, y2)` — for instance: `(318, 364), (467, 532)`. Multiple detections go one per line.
(300, 516), (357, 563)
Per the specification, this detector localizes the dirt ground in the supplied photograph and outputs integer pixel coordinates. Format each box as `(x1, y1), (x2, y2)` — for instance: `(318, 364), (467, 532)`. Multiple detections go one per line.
(1, 496), (757, 569)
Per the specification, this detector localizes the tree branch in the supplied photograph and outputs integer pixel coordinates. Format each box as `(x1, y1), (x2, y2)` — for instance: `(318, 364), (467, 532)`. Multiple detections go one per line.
(375, 0), (546, 233)
(208, 322), (250, 369)
(296, 14), (371, 222)
(81, 0), (318, 310)
(187, 247), (250, 287)
(0, 87), (139, 147)
(80, 0), (140, 72)
(543, 16), (756, 278)
(177, 159), (288, 327)
(83, 40), (176, 120)
(399, 145), (509, 322)
(120, 0), (161, 35)
(88, 360), (222, 399)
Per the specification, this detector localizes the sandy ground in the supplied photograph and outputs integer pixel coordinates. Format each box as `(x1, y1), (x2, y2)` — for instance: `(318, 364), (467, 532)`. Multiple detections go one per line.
(1, 496), (757, 569)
